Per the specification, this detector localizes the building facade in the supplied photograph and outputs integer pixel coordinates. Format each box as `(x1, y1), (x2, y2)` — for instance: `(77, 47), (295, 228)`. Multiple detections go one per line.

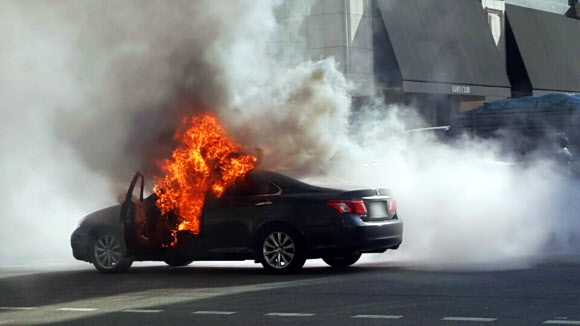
(275, 0), (580, 126)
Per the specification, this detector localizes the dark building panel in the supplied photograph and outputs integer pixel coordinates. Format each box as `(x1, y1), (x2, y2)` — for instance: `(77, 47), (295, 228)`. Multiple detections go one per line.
(506, 4), (580, 94)
(371, 0), (402, 87)
(505, 16), (533, 97)
(375, 0), (510, 97)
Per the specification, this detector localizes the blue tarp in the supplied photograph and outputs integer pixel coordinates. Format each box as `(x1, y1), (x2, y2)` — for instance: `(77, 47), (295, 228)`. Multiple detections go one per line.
(470, 94), (580, 115)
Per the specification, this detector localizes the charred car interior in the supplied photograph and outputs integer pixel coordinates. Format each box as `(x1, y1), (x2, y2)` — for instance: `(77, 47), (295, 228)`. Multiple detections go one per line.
(71, 170), (403, 274)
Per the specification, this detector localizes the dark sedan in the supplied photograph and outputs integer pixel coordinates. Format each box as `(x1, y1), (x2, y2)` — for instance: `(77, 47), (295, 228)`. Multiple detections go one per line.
(71, 171), (403, 274)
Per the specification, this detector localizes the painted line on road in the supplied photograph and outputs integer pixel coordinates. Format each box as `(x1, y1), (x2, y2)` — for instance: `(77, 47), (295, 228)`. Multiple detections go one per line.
(123, 309), (163, 313)
(544, 321), (580, 325)
(56, 308), (98, 312)
(0, 307), (37, 310)
(41, 262), (70, 266)
(442, 317), (497, 322)
(194, 311), (237, 315)
(1, 265), (31, 268)
(352, 315), (403, 319)
(265, 312), (315, 317)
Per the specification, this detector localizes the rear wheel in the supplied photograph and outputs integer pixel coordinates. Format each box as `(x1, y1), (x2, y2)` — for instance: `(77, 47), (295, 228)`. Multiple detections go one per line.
(91, 231), (132, 274)
(164, 258), (193, 267)
(258, 227), (306, 274)
(323, 252), (362, 268)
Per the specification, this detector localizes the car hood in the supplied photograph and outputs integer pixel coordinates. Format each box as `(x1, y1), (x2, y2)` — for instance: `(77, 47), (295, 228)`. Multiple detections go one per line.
(80, 205), (121, 227)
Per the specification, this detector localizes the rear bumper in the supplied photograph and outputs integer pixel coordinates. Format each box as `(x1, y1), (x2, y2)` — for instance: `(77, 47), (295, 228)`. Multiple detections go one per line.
(351, 220), (403, 251)
(306, 216), (403, 257)
(71, 228), (91, 262)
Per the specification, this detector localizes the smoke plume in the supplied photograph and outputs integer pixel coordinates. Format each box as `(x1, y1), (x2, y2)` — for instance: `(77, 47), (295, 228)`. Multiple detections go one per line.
(1, 0), (578, 269)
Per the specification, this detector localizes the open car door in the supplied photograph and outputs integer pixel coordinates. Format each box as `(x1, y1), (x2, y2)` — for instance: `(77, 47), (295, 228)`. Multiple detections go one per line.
(120, 171), (145, 256)
(120, 172), (191, 256)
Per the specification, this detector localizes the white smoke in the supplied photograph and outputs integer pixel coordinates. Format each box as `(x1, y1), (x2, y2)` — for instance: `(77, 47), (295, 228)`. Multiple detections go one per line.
(1, 0), (578, 270)
(344, 105), (579, 270)
(0, 0), (286, 263)
(223, 58), (355, 174)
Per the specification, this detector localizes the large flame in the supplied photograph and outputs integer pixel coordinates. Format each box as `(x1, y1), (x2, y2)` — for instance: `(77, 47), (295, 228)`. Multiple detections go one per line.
(153, 113), (256, 239)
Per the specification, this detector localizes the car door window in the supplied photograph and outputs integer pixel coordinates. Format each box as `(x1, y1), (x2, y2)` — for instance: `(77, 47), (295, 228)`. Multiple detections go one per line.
(223, 175), (279, 197)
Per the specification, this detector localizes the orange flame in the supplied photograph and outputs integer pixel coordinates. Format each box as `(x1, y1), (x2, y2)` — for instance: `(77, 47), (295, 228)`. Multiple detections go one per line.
(153, 113), (256, 240)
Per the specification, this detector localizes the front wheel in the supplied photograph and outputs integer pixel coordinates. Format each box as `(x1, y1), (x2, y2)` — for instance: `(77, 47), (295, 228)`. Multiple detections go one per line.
(91, 232), (132, 274)
(323, 252), (362, 268)
(258, 227), (306, 274)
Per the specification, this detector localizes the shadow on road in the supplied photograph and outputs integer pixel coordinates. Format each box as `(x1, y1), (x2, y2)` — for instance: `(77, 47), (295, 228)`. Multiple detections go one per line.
(3, 261), (580, 326)
(0, 263), (401, 308)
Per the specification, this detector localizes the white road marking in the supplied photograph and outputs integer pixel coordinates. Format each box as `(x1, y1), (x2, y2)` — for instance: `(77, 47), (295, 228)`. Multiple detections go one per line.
(442, 317), (497, 322)
(544, 321), (580, 325)
(56, 308), (98, 312)
(1, 265), (31, 268)
(265, 312), (315, 317)
(194, 311), (237, 315)
(0, 307), (36, 310)
(0, 321), (16, 326)
(123, 309), (163, 313)
(42, 262), (70, 266)
(352, 315), (403, 319)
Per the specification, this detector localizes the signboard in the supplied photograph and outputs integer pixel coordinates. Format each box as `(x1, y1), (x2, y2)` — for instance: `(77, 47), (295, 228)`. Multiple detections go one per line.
(402, 81), (510, 97)
(452, 85), (472, 94)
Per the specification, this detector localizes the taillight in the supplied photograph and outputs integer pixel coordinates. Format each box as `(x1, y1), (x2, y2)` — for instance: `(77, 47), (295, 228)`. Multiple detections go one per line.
(389, 199), (397, 213)
(327, 200), (367, 214)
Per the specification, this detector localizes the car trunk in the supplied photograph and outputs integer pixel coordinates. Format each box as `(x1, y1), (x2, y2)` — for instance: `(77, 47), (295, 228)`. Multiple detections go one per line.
(337, 189), (396, 222)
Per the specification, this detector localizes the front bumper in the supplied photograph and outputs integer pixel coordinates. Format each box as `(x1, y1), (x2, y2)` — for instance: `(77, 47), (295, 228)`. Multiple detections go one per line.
(71, 228), (91, 262)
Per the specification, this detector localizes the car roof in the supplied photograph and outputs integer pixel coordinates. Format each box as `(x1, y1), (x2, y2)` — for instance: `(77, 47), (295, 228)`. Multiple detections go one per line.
(252, 170), (337, 194)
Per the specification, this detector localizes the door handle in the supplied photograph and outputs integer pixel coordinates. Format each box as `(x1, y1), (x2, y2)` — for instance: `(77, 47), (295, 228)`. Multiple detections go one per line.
(254, 201), (272, 206)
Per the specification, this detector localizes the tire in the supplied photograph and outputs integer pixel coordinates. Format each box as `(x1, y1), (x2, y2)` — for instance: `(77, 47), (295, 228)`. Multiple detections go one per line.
(164, 258), (193, 267)
(323, 252), (362, 268)
(91, 231), (133, 274)
(258, 226), (306, 274)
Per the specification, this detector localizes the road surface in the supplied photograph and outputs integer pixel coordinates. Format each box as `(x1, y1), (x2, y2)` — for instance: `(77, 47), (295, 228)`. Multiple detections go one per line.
(1, 257), (579, 325)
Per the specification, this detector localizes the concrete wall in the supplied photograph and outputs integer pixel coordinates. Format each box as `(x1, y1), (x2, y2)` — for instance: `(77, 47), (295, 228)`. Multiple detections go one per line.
(307, 0), (347, 74)
(344, 0), (374, 96)
(274, 0), (375, 96)
(505, 0), (571, 14)
(271, 1), (311, 67)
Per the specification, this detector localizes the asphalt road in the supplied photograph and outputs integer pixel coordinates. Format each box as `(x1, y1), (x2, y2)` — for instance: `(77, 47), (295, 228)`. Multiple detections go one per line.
(1, 258), (579, 326)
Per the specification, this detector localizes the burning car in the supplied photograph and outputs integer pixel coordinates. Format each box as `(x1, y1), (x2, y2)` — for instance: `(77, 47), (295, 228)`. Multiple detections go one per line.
(71, 170), (403, 274)
(71, 113), (402, 273)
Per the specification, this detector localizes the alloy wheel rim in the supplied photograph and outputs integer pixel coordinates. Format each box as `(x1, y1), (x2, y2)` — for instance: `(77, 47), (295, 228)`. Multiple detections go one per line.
(263, 232), (295, 269)
(94, 235), (122, 269)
